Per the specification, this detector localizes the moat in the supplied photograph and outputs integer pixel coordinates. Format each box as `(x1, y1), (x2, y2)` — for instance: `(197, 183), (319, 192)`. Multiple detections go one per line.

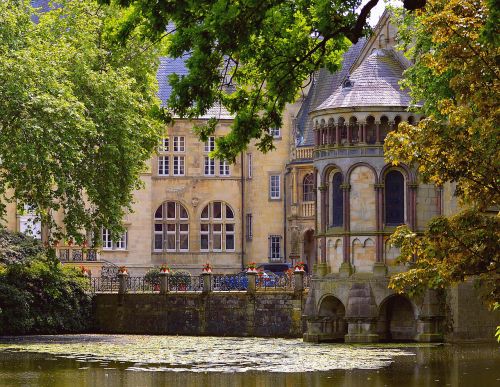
(0, 335), (498, 386)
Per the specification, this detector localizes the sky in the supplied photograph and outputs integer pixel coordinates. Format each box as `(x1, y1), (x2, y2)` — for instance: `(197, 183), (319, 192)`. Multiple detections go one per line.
(363, 0), (403, 26)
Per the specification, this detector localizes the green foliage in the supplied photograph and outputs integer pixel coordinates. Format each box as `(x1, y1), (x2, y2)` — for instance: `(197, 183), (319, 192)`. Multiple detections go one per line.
(0, 0), (166, 243)
(384, 0), (500, 310)
(0, 230), (92, 335)
(103, 0), (430, 162)
(169, 270), (191, 287)
(388, 209), (500, 306)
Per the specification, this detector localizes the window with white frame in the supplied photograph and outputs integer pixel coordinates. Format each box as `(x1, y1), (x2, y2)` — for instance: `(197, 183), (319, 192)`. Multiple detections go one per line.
(200, 201), (235, 252)
(204, 156), (215, 176)
(204, 136), (215, 152)
(173, 136), (185, 152)
(101, 228), (127, 250)
(158, 155), (169, 176)
(219, 160), (230, 176)
(247, 153), (252, 179)
(269, 174), (281, 199)
(173, 156), (185, 175)
(269, 235), (282, 260)
(153, 201), (189, 252)
(158, 137), (169, 152)
(269, 127), (281, 138)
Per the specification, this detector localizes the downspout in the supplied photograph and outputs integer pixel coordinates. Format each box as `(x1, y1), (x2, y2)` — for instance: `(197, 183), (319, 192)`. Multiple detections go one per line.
(284, 167), (291, 262)
(240, 152), (245, 270)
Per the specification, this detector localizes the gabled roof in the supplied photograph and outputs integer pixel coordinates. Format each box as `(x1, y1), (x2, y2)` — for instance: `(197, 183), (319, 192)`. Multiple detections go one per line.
(313, 48), (411, 111)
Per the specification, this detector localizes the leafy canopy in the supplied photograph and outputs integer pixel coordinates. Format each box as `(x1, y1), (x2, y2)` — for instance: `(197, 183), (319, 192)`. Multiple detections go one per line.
(384, 0), (499, 306)
(103, 0), (426, 162)
(0, 0), (166, 243)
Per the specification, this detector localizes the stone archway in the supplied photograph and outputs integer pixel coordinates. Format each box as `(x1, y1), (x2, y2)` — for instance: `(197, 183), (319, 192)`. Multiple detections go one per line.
(317, 295), (347, 341)
(303, 229), (316, 270)
(377, 295), (417, 341)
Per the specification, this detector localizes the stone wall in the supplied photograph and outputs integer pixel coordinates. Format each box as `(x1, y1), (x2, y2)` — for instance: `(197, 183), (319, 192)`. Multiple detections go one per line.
(446, 280), (500, 342)
(92, 291), (306, 338)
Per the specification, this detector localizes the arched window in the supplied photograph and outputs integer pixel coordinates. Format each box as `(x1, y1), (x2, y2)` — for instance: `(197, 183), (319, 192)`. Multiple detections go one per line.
(154, 201), (189, 252)
(338, 117), (347, 142)
(200, 201), (235, 252)
(349, 116), (359, 143)
(385, 171), (405, 226)
(331, 173), (343, 227)
(380, 116), (390, 142)
(303, 174), (314, 202)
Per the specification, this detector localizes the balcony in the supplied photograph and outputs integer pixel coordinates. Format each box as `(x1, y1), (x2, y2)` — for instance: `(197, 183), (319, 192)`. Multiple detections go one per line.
(294, 146), (314, 160)
(299, 202), (315, 218)
(58, 247), (99, 262)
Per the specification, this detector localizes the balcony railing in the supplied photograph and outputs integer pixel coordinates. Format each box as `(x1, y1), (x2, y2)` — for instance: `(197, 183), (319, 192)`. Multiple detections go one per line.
(299, 202), (315, 217)
(295, 146), (314, 160)
(58, 247), (99, 262)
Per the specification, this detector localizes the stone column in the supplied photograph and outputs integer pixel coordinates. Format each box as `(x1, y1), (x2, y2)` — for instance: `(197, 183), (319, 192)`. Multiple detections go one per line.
(118, 272), (128, 294)
(373, 184), (386, 275)
(291, 167), (298, 205)
(436, 186), (443, 216)
(340, 183), (352, 277)
(408, 183), (418, 231)
(316, 185), (329, 276)
(202, 272), (212, 293)
(416, 289), (445, 342)
(294, 271), (304, 292)
(159, 271), (170, 295)
(344, 283), (379, 343)
(346, 124), (352, 144)
(375, 121), (381, 144)
(315, 128), (320, 146)
(335, 124), (341, 146)
(362, 122), (367, 144)
(247, 271), (257, 293)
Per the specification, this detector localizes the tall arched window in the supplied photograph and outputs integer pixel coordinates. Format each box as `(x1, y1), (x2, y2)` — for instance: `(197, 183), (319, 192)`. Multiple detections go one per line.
(303, 174), (314, 201)
(385, 170), (405, 226)
(200, 201), (235, 252)
(154, 201), (189, 252)
(366, 116), (376, 144)
(331, 173), (343, 227)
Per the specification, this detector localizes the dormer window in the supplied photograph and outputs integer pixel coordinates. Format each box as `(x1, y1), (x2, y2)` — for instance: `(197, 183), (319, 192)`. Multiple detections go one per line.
(342, 77), (353, 88)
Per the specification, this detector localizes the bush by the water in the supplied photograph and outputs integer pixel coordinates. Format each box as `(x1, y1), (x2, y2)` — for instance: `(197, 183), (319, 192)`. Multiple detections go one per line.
(0, 229), (92, 335)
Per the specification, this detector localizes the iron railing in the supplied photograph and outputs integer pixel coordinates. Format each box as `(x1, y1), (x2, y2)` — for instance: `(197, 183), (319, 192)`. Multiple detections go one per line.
(89, 273), (311, 293)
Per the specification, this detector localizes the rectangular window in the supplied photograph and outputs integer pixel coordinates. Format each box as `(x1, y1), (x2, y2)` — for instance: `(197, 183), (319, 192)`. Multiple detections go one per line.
(269, 235), (281, 260)
(173, 136), (185, 152)
(173, 156), (185, 176)
(269, 127), (281, 138)
(219, 160), (230, 176)
(115, 231), (127, 250)
(158, 156), (169, 176)
(204, 136), (215, 152)
(154, 224), (163, 251)
(247, 153), (252, 179)
(200, 224), (209, 251)
(213, 201), (222, 219)
(158, 137), (169, 152)
(246, 213), (253, 241)
(179, 224), (189, 251)
(270, 175), (281, 199)
(166, 223), (176, 251)
(212, 224), (222, 251)
(225, 223), (235, 251)
(102, 229), (112, 250)
(204, 156), (215, 176)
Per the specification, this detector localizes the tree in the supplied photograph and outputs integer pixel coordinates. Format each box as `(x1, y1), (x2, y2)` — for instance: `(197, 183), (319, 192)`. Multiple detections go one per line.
(104, 0), (426, 162)
(0, 0), (166, 244)
(384, 0), (499, 306)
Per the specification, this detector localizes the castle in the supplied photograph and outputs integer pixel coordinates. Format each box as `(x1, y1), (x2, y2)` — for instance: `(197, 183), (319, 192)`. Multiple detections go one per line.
(4, 8), (498, 342)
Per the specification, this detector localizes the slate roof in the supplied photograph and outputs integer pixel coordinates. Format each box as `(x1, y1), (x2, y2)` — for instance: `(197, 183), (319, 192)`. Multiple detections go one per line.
(157, 57), (233, 120)
(314, 49), (411, 111)
(295, 38), (366, 147)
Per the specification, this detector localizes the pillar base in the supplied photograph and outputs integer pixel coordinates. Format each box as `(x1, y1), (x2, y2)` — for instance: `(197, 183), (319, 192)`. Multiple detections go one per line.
(372, 262), (387, 277)
(339, 262), (353, 278)
(415, 333), (444, 342)
(315, 263), (330, 277)
(345, 333), (379, 343)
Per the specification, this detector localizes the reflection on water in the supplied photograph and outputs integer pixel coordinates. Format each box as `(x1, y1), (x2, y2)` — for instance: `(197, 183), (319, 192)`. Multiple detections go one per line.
(0, 335), (498, 387)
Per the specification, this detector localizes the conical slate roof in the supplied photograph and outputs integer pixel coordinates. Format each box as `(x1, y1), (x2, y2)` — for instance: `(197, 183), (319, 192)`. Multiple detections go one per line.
(313, 49), (411, 112)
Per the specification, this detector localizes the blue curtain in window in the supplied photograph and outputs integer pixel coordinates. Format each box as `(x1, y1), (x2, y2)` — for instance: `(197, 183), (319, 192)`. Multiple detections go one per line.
(385, 171), (405, 226)
(331, 173), (343, 227)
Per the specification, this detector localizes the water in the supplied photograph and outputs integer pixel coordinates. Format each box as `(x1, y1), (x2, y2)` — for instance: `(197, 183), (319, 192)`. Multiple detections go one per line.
(0, 335), (498, 386)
